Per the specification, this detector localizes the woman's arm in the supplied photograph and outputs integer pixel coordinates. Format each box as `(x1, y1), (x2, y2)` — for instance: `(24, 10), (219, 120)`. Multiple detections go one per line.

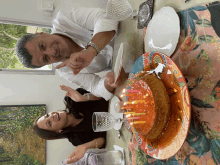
(83, 93), (102, 101)
(83, 137), (105, 149)
(60, 85), (102, 102)
(66, 137), (105, 164)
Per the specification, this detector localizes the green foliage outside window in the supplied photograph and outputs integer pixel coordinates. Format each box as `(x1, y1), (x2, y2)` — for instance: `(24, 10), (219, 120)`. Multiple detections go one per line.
(0, 23), (51, 70)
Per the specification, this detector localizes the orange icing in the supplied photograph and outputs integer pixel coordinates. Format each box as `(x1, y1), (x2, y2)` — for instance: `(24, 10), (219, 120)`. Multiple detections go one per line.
(126, 80), (156, 135)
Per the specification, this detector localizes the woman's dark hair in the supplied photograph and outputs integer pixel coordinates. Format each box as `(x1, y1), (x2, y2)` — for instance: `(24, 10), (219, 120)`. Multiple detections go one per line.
(33, 88), (103, 140)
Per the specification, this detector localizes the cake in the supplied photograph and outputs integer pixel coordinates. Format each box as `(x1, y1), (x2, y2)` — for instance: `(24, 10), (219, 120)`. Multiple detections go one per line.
(127, 74), (170, 139)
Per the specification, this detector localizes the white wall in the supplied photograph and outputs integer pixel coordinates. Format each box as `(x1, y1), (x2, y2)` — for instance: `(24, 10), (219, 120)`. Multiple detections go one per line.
(0, 0), (108, 26)
(0, 0), (108, 164)
(0, 72), (79, 164)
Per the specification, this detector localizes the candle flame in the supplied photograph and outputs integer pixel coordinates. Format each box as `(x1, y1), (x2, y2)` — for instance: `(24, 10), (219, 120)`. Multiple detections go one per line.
(126, 114), (131, 117)
(122, 89), (126, 93)
(133, 113), (146, 116)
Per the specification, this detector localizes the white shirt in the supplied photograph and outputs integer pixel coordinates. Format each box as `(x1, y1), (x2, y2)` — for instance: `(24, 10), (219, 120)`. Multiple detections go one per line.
(51, 7), (119, 100)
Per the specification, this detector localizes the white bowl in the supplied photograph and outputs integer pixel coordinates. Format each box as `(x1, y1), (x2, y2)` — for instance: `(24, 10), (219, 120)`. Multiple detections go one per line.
(144, 7), (180, 56)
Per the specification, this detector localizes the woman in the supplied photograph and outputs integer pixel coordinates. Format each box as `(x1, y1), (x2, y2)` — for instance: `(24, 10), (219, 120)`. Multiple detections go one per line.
(33, 85), (108, 164)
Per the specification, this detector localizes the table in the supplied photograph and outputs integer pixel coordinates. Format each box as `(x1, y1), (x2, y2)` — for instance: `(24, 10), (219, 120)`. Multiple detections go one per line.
(106, 0), (220, 165)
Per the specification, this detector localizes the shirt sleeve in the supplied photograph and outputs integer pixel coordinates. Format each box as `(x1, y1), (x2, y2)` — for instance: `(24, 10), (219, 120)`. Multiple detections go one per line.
(68, 73), (113, 101)
(60, 7), (119, 36)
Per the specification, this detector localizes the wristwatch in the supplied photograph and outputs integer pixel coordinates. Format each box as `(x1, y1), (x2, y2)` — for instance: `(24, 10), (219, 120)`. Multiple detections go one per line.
(84, 93), (90, 101)
(85, 41), (100, 56)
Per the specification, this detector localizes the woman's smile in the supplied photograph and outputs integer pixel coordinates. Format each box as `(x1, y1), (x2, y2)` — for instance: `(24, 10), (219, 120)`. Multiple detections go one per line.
(37, 111), (68, 131)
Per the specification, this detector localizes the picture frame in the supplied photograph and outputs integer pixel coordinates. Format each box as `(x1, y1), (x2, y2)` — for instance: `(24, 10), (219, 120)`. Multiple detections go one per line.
(0, 104), (46, 165)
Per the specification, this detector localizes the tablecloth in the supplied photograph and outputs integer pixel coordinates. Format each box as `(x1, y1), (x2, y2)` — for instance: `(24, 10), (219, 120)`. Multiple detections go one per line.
(127, 1), (220, 164)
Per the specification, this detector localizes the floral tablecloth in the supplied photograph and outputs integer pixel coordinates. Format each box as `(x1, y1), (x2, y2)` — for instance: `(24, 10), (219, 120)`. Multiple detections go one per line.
(128, 1), (220, 164)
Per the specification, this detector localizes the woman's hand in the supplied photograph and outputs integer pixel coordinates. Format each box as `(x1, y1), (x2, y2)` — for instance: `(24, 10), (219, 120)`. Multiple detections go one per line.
(66, 144), (87, 164)
(55, 48), (97, 75)
(60, 85), (86, 102)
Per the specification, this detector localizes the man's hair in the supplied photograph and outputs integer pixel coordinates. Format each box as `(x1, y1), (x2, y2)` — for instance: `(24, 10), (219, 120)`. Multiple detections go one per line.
(15, 33), (41, 68)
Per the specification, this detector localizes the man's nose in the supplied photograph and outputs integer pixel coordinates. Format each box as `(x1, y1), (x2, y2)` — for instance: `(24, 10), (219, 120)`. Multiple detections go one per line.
(49, 112), (56, 120)
(44, 47), (56, 57)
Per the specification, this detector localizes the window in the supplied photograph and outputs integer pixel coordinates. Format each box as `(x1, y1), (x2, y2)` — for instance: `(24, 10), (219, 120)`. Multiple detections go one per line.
(0, 23), (55, 75)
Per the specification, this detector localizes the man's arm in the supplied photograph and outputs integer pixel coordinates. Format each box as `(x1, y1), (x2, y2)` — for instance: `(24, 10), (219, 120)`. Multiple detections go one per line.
(55, 30), (116, 74)
(86, 30), (116, 56)
(55, 7), (119, 74)
(56, 69), (114, 100)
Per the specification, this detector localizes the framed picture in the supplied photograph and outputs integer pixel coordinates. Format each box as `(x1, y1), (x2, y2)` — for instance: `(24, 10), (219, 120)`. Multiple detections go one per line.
(0, 104), (46, 165)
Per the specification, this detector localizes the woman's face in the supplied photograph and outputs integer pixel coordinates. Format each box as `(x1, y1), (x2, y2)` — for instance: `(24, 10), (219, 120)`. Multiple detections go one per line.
(37, 111), (68, 132)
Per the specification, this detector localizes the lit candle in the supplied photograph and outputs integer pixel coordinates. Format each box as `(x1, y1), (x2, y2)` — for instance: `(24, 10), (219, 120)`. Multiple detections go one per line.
(121, 106), (133, 109)
(122, 88), (140, 93)
(134, 121), (146, 124)
(121, 94), (135, 97)
(123, 112), (135, 115)
(124, 101), (135, 105)
(127, 89), (140, 93)
(132, 100), (146, 104)
(133, 113), (146, 116)
(130, 121), (146, 125)
(126, 114), (131, 118)
(128, 117), (140, 120)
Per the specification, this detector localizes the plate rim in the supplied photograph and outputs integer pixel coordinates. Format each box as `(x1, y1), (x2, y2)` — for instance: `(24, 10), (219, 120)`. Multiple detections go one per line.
(127, 51), (191, 160)
(114, 43), (124, 84)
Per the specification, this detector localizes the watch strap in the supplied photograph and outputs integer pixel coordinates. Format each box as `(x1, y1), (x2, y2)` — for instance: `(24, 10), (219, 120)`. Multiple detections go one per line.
(85, 41), (100, 56)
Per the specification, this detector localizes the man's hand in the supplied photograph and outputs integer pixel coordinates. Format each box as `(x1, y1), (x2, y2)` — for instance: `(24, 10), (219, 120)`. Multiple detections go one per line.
(60, 85), (86, 102)
(105, 67), (128, 88)
(66, 144), (87, 164)
(55, 48), (97, 75)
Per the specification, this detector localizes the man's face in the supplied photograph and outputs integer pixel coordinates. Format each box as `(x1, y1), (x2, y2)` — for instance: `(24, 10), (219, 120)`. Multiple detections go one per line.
(25, 33), (72, 67)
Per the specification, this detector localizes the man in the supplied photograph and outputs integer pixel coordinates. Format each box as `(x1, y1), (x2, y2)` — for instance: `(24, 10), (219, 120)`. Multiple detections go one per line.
(16, 7), (127, 101)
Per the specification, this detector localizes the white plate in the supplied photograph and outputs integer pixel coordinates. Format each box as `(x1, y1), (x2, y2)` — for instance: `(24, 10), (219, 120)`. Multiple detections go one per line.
(144, 7), (180, 56)
(114, 43), (124, 84)
(109, 96), (123, 130)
